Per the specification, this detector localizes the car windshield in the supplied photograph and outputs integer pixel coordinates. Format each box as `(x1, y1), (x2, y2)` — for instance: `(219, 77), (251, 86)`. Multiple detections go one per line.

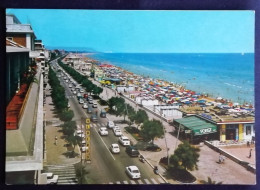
(132, 169), (139, 173)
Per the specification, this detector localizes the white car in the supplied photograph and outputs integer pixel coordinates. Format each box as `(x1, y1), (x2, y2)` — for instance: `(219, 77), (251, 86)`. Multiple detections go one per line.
(80, 89), (84, 93)
(44, 173), (59, 184)
(82, 103), (88, 109)
(81, 146), (88, 152)
(107, 121), (115, 129)
(110, 143), (120, 153)
(73, 90), (77, 95)
(67, 103), (70, 108)
(125, 166), (141, 179)
(99, 127), (108, 136)
(79, 99), (84, 104)
(92, 103), (98, 108)
(69, 84), (72, 88)
(118, 136), (130, 146)
(114, 129), (122, 137)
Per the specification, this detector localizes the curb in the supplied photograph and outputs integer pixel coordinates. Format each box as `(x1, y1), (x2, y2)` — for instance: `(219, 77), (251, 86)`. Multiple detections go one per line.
(139, 154), (169, 184)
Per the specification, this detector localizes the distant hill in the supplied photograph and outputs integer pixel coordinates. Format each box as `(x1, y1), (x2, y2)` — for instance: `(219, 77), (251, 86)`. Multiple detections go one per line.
(46, 46), (100, 53)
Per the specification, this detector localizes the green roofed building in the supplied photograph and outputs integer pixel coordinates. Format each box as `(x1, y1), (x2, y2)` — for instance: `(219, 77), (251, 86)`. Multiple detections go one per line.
(173, 115), (218, 144)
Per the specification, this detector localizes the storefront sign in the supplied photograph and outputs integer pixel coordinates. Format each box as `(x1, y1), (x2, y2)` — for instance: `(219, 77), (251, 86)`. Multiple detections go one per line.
(200, 128), (212, 134)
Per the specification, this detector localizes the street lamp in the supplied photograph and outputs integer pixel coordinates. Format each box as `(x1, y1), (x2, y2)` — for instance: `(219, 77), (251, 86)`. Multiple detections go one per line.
(154, 107), (170, 166)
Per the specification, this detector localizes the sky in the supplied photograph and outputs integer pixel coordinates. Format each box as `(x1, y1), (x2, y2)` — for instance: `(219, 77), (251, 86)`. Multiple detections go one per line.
(6, 9), (255, 53)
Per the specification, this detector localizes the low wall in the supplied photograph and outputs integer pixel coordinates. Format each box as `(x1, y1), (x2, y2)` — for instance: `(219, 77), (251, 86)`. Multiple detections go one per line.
(205, 141), (256, 174)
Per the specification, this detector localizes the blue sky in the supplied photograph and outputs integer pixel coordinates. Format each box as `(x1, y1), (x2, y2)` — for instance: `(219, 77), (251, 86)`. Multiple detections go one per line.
(6, 9), (255, 53)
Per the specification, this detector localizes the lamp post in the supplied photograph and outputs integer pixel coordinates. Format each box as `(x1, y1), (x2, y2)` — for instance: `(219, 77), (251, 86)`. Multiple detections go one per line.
(155, 107), (169, 166)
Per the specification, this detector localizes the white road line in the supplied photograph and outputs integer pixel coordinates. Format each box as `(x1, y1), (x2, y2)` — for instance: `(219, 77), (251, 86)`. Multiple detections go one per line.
(137, 179), (143, 184)
(108, 182), (113, 184)
(157, 177), (164, 184)
(150, 178), (158, 184)
(130, 180), (136, 184)
(116, 181), (121, 184)
(93, 126), (116, 161)
(123, 181), (128, 184)
(144, 179), (151, 184)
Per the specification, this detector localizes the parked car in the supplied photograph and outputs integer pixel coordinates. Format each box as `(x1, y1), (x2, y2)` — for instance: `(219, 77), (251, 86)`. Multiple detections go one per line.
(69, 84), (72, 88)
(99, 127), (108, 136)
(67, 103), (70, 108)
(80, 88), (84, 93)
(114, 129), (122, 136)
(118, 136), (130, 146)
(107, 121), (115, 129)
(88, 99), (93, 104)
(81, 146), (88, 152)
(43, 173), (59, 184)
(125, 166), (141, 179)
(125, 145), (139, 157)
(100, 110), (106, 118)
(82, 103), (88, 109)
(110, 143), (120, 153)
(92, 103), (98, 108)
(79, 98), (84, 104)
(91, 114), (98, 122)
(73, 90), (77, 95)
(144, 144), (162, 152)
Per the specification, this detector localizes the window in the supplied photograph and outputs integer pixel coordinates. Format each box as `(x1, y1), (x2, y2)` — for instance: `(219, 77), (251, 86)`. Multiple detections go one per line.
(7, 37), (13, 41)
(246, 125), (251, 135)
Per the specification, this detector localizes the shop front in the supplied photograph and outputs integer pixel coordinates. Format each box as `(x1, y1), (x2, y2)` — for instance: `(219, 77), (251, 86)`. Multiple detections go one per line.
(174, 116), (218, 144)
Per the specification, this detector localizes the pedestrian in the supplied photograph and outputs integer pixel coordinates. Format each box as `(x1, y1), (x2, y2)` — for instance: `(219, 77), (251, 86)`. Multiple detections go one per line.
(248, 149), (252, 158)
(55, 136), (58, 145)
(219, 153), (223, 163)
(247, 141), (250, 147)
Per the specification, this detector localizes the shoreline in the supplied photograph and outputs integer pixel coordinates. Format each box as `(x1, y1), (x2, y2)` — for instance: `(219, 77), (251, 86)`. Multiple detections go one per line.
(83, 53), (254, 108)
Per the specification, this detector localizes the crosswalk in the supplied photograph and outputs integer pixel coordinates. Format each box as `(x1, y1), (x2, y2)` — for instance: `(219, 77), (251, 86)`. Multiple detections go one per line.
(106, 177), (165, 184)
(43, 164), (78, 184)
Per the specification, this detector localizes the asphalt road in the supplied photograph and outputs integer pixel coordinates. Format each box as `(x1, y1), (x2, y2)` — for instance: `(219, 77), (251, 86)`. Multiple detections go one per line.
(51, 62), (161, 184)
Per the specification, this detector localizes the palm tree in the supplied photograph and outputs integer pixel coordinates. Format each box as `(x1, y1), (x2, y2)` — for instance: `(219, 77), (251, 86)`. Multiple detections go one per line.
(199, 177), (223, 184)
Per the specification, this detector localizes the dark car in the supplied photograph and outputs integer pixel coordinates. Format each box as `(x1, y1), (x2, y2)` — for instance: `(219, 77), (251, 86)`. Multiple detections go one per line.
(100, 111), (106, 118)
(125, 146), (140, 157)
(144, 144), (162, 152)
(91, 114), (98, 122)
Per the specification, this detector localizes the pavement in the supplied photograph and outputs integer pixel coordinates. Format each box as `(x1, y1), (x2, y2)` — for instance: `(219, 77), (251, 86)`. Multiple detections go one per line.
(43, 82), (81, 166)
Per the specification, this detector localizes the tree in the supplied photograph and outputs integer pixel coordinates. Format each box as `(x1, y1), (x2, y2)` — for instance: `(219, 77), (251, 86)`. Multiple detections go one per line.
(62, 121), (77, 136)
(135, 110), (148, 128)
(199, 177), (222, 185)
(140, 119), (164, 144)
(66, 134), (82, 157)
(169, 141), (200, 171)
(59, 110), (74, 122)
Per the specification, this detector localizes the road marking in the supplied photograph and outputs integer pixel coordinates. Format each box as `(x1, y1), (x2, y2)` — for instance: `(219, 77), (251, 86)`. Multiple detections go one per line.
(151, 178), (158, 184)
(123, 181), (128, 184)
(116, 181), (121, 184)
(157, 177), (164, 184)
(144, 179), (151, 184)
(130, 180), (136, 184)
(108, 182), (113, 184)
(137, 179), (143, 184)
(93, 126), (116, 161)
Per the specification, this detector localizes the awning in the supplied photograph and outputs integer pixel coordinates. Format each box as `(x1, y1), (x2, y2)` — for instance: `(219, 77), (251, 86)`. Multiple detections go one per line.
(175, 116), (217, 136)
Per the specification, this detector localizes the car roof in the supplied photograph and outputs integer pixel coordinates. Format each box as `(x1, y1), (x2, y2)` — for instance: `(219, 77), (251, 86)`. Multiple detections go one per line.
(128, 166), (138, 170)
(100, 127), (107, 130)
(112, 143), (119, 147)
(121, 136), (128, 139)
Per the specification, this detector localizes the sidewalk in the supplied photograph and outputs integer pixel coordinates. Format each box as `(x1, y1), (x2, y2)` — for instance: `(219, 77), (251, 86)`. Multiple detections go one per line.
(43, 82), (80, 165)
(93, 79), (256, 184)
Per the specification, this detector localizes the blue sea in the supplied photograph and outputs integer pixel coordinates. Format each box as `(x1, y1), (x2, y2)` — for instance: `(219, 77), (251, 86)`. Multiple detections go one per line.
(88, 53), (254, 105)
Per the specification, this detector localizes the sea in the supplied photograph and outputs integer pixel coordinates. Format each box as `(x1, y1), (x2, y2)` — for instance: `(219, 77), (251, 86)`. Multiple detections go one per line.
(88, 53), (254, 105)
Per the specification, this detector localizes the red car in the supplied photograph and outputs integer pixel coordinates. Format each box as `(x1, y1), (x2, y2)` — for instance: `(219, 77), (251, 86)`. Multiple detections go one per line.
(84, 94), (88, 98)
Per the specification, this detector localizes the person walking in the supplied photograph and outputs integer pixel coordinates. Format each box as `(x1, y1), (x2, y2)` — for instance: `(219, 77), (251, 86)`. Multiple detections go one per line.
(55, 136), (58, 145)
(248, 149), (252, 158)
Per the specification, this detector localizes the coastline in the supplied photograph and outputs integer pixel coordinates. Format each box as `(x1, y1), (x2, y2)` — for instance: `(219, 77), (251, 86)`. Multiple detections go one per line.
(88, 53), (254, 105)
